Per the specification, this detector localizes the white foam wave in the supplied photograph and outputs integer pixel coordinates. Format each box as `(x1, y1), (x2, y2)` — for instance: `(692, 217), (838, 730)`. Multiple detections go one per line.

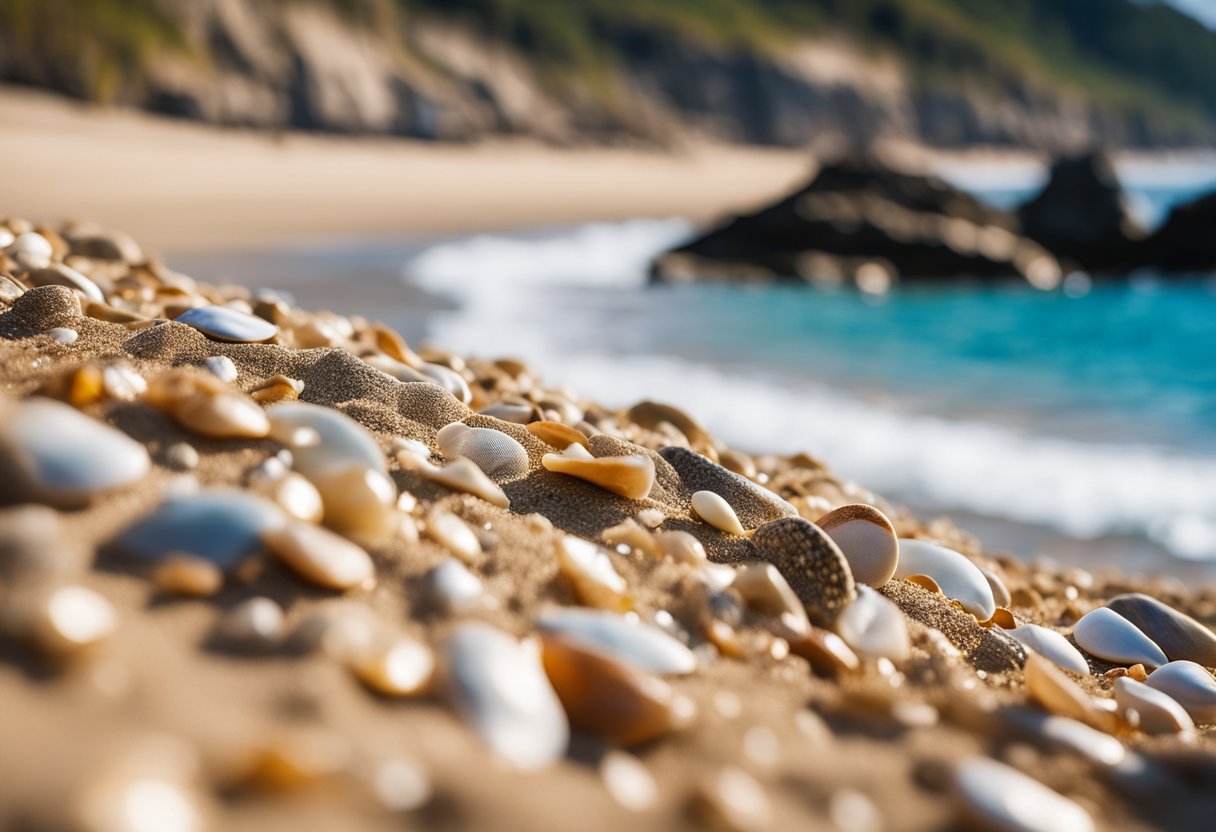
(403, 220), (1216, 560)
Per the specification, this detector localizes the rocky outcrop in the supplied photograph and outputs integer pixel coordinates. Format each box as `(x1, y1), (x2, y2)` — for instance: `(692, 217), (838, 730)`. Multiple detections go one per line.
(1138, 192), (1216, 272)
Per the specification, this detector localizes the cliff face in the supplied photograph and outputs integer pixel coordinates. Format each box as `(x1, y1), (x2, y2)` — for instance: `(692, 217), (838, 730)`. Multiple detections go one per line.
(0, 0), (1212, 150)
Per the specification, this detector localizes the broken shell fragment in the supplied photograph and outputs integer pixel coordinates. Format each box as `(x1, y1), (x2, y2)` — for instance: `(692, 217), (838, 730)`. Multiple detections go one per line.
(527, 420), (591, 451)
(415, 458), (510, 509)
(542, 446), (655, 500)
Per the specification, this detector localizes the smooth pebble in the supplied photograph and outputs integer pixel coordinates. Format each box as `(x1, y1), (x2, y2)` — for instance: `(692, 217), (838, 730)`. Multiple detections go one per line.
(1073, 607), (1167, 669)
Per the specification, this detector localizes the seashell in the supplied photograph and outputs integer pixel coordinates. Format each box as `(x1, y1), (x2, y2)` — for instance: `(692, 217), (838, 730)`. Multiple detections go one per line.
(371, 756), (432, 812)
(311, 466), (397, 540)
(436, 422), (529, 481)
(202, 355), (238, 383)
(478, 402), (536, 424)
(250, 374), (304, 404)
(815, 504), (899, 587)
(788, 628), (860, 676)
(0, 398), (150, 506)
(834, 585), (910, 662)
(420, 362), (471, 404)
(430, 558), (486, 615)
(1144, 661), (1216, 724)
(691, 490), (746, 535)
(1024, 653), (1117, 732)
(425, 508), (482, 564)
(600, 751), (658, 812)
(602, 518), (662, 557)
(527, 419), (591, 451)
(637, 507), (665, 528)
(655, 530), (707, 563)
(251, 471), (324, 523)
(1072, 607), (1167, 669)
(752, 517), (856, 625)
(151, 555), (224, 598)
(732, 563), (810, 634)
(102, 363), (146, 401)
(410, 457), (510, 509)
(893, 539), (995, 621)
(263, 521), (375, 591)
(32, 585), (117, 656)
(443, 622), (569, 770)
(175, 304), (277, 342)
(1114, 676), (1195, 736)
(555, 535), (630, 611)
(145, 368), (270, 439)
(540, 633), (693, 746)
(1008, 624), (1090, 675)
(350, 636), (434, 697)
(1106, 593), (1216, 667)
(690, 767), (772, 832)
(369, 322), (420, 366)
(952, 757), (1094, 832)
(660, 446), (796, 528)
(541, 444), (655, 500)
(535, 607), (696, 675)
(47, 326), (78, 344)
(1002, 710), (1127, 768)
(7, 231), (54, 266)
(213, 597), (284, 650)
(980, 567), (1012, 609)
(25, 263), (104, 302)
(117, 489), (285, 569)
(625, 400), (715, 455)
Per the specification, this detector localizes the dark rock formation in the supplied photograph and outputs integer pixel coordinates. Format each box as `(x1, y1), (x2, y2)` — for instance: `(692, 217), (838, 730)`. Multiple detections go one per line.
(1138, 191), (1216, 273)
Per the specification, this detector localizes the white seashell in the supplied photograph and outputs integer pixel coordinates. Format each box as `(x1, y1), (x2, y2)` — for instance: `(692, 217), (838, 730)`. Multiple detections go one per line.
(0, 228), (14, 249)
(255, 471), (324, 524)
(834, 585), (910, 662)
(1035, 715), (1126, 767)
(542, 445), (655, 500)
(444, 622), (569, 770)
(0, 398), (150, 507)
(431, 558), (486, 616)
(267, 403), (386, 478)
(420, 363), (471, 404)
(202, 355), (238, 383)
(33, 585), (117, 655)
(535, 607), (696, 675)
(654, 530), (707, 563)
(815, 504), (899, 587)
(893, 539), (995, 620)
(7, 231), (53, 265)
(1008, 624), (1090, 675)
(1145, 661), (1216, 724)
(952, 757), (1094, 832)
(556, 536), (629, 611)
(102, 363), (147, 400)
(732, 563), (810, 634)
(1114, 676), (1195, 736)
(426, 508), (482, 564)
(263, 521), (375, 591)
(417, 458), (510, 509)
(118, 489), (285, 569)
(436, 422), (529, 481)
(47, 327), (77, 344)
(175, 304), (277, 343)
(691, 491), (745, 536)
(1073, 608), (1167, 669)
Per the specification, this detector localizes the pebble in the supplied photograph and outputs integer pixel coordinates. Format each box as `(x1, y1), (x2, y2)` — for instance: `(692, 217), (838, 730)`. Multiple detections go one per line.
(892, 539), (995, 621)
(74, 736), (207, 832)
(213, 597), (284, 649)
(268, 402), (386, 476)
(1114, 676), (1195, 735)
(46, 326), (78, 344)
(690, 766), (772, 832)
(312, 466), (398, 540)
(1144, 661), (1216, 724)
(815, 504), (899, 587)
(164, 442), (200, 471)
(542, 444), (655, 500)
(788, 628), (860, 676)
(145, 369), (270, 439)
(656, 529), (708, 563)
(26, 263), (104, 302)
(692, 490), (747, 535)
(952, 757), (1094, 832)
(1014, 712), (1127, 767)
(430, 558), (486, 615)
(444, 622), (569, 770)
(350, 636), (435, 697)
(1106, 593), (1216, 667)
(436, 422), (529, 481)
(202, 355), (238, 383)
(263, 521), (375, 591)
(555, 535), (630, 611)
(1007, 623), (1090, 675)
(0, 504), (69, 583)
(371, 757), (433, 812)
(600, 751), (658, 812)
(7, 231), (53, 267)
(660, 446), (797, 528)
(254, 471), (324, 523)
(834, 585), (910, 662)
(151, 555), (224, 598)
(1072, 607), (1167, 669)
(117, 490), (285, 569)
(752, 517), (856, 625)
(0, 398), (150, 506)
(425, 508), (482, 564)
(535, 607), (697, 674)
(175, 304), (278, 342)
(540, 633), (692, 746)
(33, 585), (117, 655)
(102, 363), (147, 401)
(732, 562), (811, 633)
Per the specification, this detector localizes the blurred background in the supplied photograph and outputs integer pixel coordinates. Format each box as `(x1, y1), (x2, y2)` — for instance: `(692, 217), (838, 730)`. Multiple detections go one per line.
(2, 0), (1215, 576)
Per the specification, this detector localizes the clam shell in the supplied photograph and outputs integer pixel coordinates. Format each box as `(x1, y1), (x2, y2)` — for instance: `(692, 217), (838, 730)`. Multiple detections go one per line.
(1144, 661), (1216, 724)
(542, 446), (655, 500)
(263, 521), (375, 591)
(1008, 624), (1090, 675)
(815, 504), (899, 587)
(659, 446), (796, 528)
(1072, 607), (1167, 669)
(436, 422), (529, 481)
(535, 607), (696, 675)
(752, 517), (856, 625)
(444, 622), (569, 770)
(691, 491), (746, 536)
(0, 398), (150, 506)
(556, 536), (630, 611)
(1113, 676), (1195, 735)
(175, 304), (277, 343)
(1106, 593), (1216, 667)
(952, 757), (1094, 832)
(893, 539), (995, 621)
(834, 585), (910, 662)
(117, 489), (285, 569)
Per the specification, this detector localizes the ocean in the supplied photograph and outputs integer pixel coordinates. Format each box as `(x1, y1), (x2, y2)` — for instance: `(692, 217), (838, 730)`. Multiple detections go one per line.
(176, 159), (1216, 578)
